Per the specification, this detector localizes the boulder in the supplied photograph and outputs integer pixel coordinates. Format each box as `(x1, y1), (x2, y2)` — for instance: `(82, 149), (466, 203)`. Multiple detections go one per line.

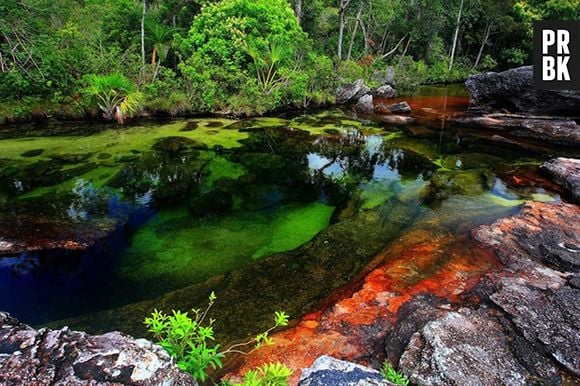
(373, 85), (397, 99)
(541, 158), (580, 203)
(452, 114), (580, 146)
(0, 312), (195, 385)
(375, 102), (411, 115)
(399, 307), (560, 386)
(299, 355), (395, 386)
(355, 94), (374, 114)
(466, 66), (580, 115)
(372, 66), (395, 87)
(336, 79), (371, 105)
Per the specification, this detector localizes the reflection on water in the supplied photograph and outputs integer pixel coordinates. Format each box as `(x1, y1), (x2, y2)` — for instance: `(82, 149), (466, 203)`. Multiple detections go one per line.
(0, 86), (572, 336)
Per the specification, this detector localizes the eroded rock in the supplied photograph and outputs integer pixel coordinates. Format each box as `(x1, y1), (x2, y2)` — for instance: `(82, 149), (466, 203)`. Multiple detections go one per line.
(541, 158), (580, 203)
(0, 312), (195, 385)
(374, 85), (397, 99)
(375, 102), (411, 115)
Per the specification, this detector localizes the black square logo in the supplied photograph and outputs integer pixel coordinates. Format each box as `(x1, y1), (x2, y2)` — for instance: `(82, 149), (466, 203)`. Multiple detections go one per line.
(533, 20), (580, 90)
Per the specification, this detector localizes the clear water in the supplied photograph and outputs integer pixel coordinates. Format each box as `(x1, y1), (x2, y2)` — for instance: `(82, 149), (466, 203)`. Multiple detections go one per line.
(0, 86), (576, 343)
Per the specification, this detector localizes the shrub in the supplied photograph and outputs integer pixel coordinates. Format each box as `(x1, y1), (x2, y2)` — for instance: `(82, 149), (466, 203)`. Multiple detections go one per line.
(82, 73), (143, 123)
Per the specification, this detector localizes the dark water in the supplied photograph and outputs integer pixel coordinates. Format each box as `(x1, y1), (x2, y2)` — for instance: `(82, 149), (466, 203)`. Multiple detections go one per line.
(0, 86), (575, 340)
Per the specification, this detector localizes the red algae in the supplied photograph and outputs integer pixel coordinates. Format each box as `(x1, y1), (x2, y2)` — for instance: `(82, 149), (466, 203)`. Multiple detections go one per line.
(225, 230), (500, 385)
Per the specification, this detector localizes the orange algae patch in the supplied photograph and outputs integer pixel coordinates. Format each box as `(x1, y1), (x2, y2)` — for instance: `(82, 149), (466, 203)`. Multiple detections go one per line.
(225, 233), (499, 385)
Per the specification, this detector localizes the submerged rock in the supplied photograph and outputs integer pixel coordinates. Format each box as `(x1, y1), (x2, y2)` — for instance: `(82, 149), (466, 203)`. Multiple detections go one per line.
(466, 66), (580, 115)
(336, 79), (371, 105)
(379, 115), (414, 126)
(541, 158), (580, 203)
(299, 355), (394, 386)
(0, 312), (195, 385)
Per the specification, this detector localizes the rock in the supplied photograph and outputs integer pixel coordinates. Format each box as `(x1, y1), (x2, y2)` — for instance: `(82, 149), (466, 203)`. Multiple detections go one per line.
(490, 284), (580, 376)
(20, 149), (44, 157)
(373, 85), (397, 99)
(472, 201), (580, 376)
(355, 94), (374, 114)
(375, 102), (411, 115)
(152, 136), (207, 153)
(399, 307), (560, 386)
(379, 115), (414, 126)
(0, 312), (195, 385)
(452, 114), (580, 146)
(0, 213), (120, 256)
(466, 66), (580, 115)
(336, 79), (371, 105)
(541, 158), (580, 203)
(472, 201), (580, 274)
(299, 355), (394, 386)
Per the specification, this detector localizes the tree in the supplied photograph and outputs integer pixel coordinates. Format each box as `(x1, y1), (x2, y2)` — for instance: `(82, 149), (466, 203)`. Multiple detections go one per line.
(448, 0), (464, 71)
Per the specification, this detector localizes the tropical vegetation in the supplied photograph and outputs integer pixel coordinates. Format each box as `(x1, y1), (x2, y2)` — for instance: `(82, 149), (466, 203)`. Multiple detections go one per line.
(1, 0), (578, 122)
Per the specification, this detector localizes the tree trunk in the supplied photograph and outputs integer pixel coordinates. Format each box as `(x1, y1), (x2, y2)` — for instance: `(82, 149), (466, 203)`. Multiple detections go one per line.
(448, 0), (464, 72)
(337, 0), (351, 60)
(347, 5), (363, 61)
(294, 0), (303, 25)
(473, 22), (491, 69)
(141, 0), (146, 68)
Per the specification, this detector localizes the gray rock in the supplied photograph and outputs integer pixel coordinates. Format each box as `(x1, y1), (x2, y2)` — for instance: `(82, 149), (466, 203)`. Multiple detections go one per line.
(336, 79), (371, 105)
(490, 284), (580, 376)
(375, 102), (411, 115)
(373, 85), (397, 99)
(399, 308), (558, 386)
(299, 355), (395, 386)
(0, 312), (196, 385)
(466, 66), (580, 115)
(541, 158), (580, 203)
(355, 94), (374, 115)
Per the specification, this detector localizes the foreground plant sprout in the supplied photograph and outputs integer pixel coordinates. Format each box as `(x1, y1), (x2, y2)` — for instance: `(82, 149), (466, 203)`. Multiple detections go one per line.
(145, 291), (291, 384)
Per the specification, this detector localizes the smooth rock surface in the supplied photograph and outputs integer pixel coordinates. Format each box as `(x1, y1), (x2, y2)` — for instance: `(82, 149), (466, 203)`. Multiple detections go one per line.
(0, 312), (195, 385)
(541, 158), (580, 203)
(299, 356), (394, 386)
(466, 66), (580, 115)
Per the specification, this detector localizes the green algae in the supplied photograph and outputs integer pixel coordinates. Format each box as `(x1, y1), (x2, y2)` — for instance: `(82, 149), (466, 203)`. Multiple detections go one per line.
(115, 202), (334, 298)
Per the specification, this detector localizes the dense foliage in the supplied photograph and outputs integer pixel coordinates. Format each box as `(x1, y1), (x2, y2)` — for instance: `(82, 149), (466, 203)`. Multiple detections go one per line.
(0, 0), (578, 122)
(144, 292), (291, 383)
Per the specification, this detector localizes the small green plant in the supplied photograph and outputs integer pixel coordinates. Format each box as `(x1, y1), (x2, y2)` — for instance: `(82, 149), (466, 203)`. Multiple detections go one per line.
(380, 361), (409, 386)
(144, 292), (290, 382)
(221, 362), (293, 386)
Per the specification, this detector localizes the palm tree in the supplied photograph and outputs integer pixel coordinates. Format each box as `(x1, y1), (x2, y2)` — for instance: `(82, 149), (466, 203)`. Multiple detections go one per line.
(145, 21), (175, 81)
(82, 74), (143, 123)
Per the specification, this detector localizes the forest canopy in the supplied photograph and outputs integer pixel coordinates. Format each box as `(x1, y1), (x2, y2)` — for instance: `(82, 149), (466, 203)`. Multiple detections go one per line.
(0, 0), (578, 121)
